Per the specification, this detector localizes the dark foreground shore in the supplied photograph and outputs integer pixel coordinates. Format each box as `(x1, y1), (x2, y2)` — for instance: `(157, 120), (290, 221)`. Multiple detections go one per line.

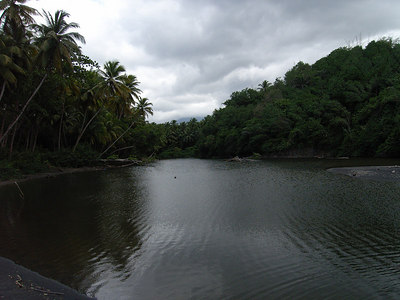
(327, 165), (400, 181)
(0, 256), (93, 299)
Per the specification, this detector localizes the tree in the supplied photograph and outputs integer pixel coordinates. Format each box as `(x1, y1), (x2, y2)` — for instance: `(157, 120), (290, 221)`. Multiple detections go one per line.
(31, 9), (85, 72)
(0, 0), (38, 35)
(257, 80), (271, 93)
(0, 9), (85, 145)
(98, 60), (129, 97)
(0, 33), (25, 101)
(136, 97), (153, 120)
(118, 74), (141, 119)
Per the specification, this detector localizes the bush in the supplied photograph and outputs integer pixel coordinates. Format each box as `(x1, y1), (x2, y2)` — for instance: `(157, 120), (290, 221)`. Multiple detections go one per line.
(12, 152), (48, 174)
(44, 145), (99, 167)
(0, 160), (21, 180)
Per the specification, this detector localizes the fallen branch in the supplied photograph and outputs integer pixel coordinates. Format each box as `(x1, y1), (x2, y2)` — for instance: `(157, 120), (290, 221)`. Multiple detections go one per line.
(14, 182), (24, 199)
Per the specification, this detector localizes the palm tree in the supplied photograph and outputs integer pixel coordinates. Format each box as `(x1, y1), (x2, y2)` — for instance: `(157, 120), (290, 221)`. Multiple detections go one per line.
(117, 74), (142, 119)
(95, 62), (145, 157)
(0, 0), (38, 35)
(257, 80), (271, 93)
(31, 9), (86, 72)
(97, 60), (130, 98)
(121, 74), (141, 100)
(0, 33), (25, 101)
(136, 97), (153, 120)
(0, 9), (85, 145)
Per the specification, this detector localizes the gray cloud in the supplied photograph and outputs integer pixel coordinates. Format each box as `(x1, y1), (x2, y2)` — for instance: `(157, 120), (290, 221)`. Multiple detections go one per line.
(32, 0), (400, 122)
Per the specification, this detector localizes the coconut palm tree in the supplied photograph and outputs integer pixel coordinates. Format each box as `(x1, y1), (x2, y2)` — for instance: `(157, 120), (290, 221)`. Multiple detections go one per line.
(121, 74), (141, 100)
(136, 97), (153, 120)
(95, 60), (135, 121)
(97, 60), (130, 98)
(0, 0), (38, 35)
(257, 80), (271, 93)
(116, 74), (142, 119)
(0, 33), (25, 101)
(0, 9), (85, 144)
(31, 9), (85, 72)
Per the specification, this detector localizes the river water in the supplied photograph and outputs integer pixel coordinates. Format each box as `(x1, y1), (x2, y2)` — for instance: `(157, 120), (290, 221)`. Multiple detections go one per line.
(1, 158), (400, 299)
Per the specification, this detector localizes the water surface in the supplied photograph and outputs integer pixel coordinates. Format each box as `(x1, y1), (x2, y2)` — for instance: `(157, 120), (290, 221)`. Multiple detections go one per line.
(1, 158), (400, 299)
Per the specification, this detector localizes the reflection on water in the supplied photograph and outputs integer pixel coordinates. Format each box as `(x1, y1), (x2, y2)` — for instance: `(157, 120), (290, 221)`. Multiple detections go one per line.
(1, 159), (400, 299)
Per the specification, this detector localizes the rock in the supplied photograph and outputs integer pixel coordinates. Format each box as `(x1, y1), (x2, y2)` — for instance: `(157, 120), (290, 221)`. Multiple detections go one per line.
(227, 156), (242, 162)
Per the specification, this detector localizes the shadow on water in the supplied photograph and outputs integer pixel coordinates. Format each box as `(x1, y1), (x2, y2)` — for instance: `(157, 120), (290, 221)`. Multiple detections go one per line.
(1, 158), (400, 299)
(0, 168), (149, 294)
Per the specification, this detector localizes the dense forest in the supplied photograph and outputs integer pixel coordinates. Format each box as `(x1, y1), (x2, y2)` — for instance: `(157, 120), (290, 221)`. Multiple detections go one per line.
(205, 39), (400, 158)
(1, 0), (400, 179)
(162, 38), (400, 159)
(0, 0), (159, 178)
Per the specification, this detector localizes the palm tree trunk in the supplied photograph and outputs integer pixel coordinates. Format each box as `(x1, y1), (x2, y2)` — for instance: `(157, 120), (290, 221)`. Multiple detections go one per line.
(98, 121), (135, 158)
(0, 81), (6, 103)
(32, 128), (38, 152)
(25, 129), (30, 151)
(0, 114), (5, 147)
(58, 100), (65, 151)
(72, 107), (102, 153)
(0, 74), (47, 144)
(108, 145), (137, 156)
(8, 123), (18, 159)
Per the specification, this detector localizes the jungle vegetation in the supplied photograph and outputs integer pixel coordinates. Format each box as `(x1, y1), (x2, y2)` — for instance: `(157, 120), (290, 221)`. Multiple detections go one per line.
(161, 38), (400, 159)
(0, 0), (158, 178)
(1, 0), (399, 179)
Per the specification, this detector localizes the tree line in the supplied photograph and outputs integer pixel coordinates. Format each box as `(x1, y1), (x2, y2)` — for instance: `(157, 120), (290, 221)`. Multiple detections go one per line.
(0, 0), (157, 177)
(159, 38), (400, 159)
(1, 0), (399, 179)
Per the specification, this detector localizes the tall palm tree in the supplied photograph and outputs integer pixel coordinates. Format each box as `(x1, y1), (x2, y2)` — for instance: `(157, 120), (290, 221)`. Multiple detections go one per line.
(0, 33), (25, 100)
(136, 97), (153, 120)
(116, 74), (142, 119)
(0, 9), (85, 144)
(95, 62), (146, 157)
(31, 9), (86, 72)
(98, 60), (130, 98)
(121, 74), (142, 100)
(96, 60), (133, 121)
(0, 0), (38, 34)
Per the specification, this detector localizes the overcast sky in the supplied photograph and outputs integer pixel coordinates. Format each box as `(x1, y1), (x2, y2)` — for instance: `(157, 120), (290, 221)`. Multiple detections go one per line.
(30, 0), (400, 123)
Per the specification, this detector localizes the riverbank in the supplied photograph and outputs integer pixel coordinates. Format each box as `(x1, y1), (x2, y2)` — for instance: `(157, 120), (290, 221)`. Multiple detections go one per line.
(0, 159), (144, 187)
(0, 256), (93, 299)
(327, 165), (400, 181)
(0, 166), (104, 187)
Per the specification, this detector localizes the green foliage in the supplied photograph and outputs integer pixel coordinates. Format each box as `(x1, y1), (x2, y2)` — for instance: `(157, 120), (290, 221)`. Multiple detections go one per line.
(0, 159), (21, 180)
(193, 38), (400, 158)
(0, 2), (156, 171)
(0, 1), (399, 177)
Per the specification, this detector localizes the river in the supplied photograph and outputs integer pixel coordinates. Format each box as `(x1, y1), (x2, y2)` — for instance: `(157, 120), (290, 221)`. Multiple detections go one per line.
(1, 158), (400, 299)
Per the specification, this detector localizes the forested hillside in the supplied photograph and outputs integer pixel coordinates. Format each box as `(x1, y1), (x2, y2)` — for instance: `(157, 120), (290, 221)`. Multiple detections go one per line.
(165, 38), (400, 158)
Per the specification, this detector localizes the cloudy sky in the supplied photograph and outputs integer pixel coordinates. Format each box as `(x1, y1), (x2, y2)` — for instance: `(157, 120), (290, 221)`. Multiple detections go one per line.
(30, 0), (400, 123)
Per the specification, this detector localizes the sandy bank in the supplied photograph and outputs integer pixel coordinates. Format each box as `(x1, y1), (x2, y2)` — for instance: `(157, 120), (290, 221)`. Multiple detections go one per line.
(327, 165), (400, 181)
